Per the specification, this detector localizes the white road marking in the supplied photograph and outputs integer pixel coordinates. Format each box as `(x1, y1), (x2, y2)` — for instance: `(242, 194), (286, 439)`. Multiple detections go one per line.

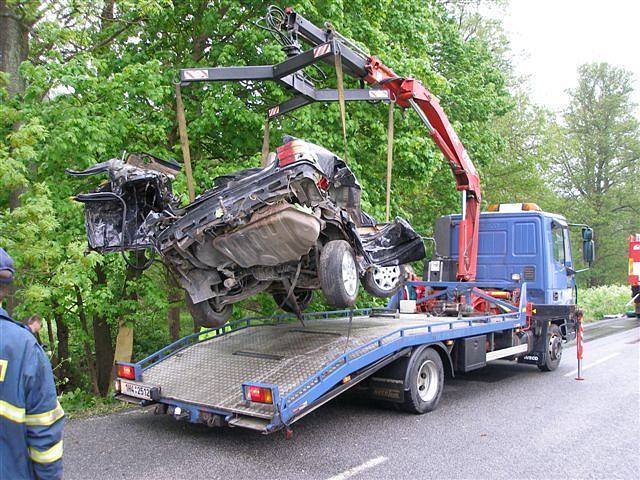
(326, 456), (388, 480)
(564, 352), (621, 377)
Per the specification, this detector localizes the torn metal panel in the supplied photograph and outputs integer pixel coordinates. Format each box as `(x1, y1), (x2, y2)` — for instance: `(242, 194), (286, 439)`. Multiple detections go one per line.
(67, 153), (180, 251)
(360, 218), (425, 267)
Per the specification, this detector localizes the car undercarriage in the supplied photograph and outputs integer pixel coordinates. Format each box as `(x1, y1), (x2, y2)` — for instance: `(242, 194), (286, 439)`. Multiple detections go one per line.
(69, 137), (425, 326)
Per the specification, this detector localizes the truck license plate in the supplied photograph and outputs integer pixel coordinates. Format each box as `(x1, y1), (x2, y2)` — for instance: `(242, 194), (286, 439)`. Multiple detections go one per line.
(120, 381), (154, 400)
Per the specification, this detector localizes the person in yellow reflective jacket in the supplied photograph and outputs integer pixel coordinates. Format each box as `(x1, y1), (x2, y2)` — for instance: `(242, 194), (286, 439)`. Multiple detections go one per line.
(0, 248), (64, 480)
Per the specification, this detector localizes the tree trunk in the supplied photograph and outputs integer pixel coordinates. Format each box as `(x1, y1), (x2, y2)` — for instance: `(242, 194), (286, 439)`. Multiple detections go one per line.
(0, 0), (29, 97)
(101, 0), (114, 26)
(166, 269), (182, 341)
(93, 264), (114, 397)
(53, 302), (70, 391)
(111, 251), (148, 369)
(44, 316), (57, 366)
(74, 286), (100, 396)
(93, 313), (113, 397)
(168, 301), (181, 341)
(1, 1), (31, 316)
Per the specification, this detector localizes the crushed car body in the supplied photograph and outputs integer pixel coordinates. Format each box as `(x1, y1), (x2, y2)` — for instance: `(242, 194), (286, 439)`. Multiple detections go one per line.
(68, 137), (425, 327)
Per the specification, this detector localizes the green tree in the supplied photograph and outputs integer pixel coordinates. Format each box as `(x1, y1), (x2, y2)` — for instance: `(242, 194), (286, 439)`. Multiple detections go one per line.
(554, 62), (640, 285)
(1, 0), (514, 398)
(482, 93), (560, 207)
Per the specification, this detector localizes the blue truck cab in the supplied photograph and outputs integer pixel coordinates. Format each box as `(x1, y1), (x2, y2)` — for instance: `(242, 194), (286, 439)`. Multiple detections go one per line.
(430, 204), (589, 306)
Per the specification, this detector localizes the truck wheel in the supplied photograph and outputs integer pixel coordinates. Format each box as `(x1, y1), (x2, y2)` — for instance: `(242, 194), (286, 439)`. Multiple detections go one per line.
(186, 297), (233, 328)
(319, 240), (359, 308)
(403, 347), (444, 414)
(272, 289), (313, 313)
(363, 265), (405, 298)
(538, 324), (563, 372)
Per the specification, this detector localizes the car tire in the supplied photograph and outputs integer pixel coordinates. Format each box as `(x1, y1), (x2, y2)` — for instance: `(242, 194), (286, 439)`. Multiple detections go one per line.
(538, 324), (563, 372)
(363, 264), (405, 298)
(272, 289), (314, 313)
(186, 297), (233, 328)
(403, 347), (444, 414)
(319, 240), (359, 308)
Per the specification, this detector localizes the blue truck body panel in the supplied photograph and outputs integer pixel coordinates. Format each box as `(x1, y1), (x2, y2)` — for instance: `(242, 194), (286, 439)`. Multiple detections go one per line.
(447, 211), (575, 305)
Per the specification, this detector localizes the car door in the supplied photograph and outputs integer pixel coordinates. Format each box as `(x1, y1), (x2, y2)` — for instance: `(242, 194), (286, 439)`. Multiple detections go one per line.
(549, 220), (573, 304)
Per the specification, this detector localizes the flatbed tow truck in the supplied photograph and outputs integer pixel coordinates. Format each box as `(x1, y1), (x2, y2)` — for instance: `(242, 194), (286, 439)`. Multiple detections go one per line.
(112, 7), (595, 434)
(115, 298), (526, 433)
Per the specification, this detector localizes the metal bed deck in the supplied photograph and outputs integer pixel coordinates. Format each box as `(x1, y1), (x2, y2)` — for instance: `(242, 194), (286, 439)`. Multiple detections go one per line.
(117, 283), (528, 432)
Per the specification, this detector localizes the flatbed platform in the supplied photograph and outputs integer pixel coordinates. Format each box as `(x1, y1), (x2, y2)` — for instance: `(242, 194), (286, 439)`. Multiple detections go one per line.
(118, 294), (526, 432)
(143, 314), (429, 419)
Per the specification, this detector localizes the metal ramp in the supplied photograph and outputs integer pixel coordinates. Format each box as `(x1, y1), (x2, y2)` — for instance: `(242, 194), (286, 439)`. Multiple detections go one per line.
(141, 314), (428, 419)
(119, 287), (527, 432)
(133, 307), (522, 427)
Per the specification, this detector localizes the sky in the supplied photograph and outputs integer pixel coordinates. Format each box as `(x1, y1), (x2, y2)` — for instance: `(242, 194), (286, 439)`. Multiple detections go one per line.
(483, 0), (640, 116)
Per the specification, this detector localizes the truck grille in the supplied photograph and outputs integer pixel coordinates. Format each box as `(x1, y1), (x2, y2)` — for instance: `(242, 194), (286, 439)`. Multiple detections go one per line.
(524, 266), (535, 281)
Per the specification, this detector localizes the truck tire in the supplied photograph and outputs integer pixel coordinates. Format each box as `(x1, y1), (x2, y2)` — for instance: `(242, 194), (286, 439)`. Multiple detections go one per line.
(319, 240), (359, 308)
(403, 347), (444, 414)
(272, 289), (313, 313)
(538, 323), (563, 372)
(363, 265), (405, 298)
(186, 297), (233, 328)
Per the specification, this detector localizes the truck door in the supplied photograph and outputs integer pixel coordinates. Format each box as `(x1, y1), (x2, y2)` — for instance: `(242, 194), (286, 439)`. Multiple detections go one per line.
(549, 221), (573, 304)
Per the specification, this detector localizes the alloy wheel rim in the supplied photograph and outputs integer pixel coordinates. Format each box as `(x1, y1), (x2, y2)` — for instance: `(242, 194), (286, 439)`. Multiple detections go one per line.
(372, 265), (401, 291)
(342, 251), (358, 296)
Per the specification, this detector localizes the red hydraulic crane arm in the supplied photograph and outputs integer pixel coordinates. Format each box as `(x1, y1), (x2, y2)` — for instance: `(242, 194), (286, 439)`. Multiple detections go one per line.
(364, 58), (481, 281)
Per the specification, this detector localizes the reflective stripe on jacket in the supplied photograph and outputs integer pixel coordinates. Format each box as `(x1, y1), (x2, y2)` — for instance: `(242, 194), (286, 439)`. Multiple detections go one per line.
(0, 307), (64, 480)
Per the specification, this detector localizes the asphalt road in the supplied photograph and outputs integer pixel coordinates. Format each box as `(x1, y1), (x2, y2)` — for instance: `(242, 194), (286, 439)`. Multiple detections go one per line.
(64, 317), (640, 480)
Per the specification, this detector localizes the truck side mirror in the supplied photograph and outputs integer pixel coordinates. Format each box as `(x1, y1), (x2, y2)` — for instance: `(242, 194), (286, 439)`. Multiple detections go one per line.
(582, 227), (595, 265)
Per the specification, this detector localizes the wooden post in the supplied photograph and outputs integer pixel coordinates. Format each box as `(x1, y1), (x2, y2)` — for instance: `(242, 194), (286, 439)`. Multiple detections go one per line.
(113, 322), (134, 364)
(175, 82), (196, 202)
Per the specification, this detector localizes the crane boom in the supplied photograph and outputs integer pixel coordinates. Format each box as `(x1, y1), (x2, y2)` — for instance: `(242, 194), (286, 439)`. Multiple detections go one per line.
(362, 60), (481, 281)
(178, 6), (482, 281)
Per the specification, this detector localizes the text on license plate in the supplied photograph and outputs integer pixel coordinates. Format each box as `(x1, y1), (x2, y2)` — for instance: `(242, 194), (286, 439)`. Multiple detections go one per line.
(120, 381), (153, 400)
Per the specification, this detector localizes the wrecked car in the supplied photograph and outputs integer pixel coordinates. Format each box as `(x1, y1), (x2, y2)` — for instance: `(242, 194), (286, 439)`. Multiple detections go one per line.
(68, 137), (425, 327)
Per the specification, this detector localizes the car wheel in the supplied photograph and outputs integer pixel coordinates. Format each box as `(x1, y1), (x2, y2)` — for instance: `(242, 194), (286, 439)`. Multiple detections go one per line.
(363, 264), (405, 298)
(272, 289), (314, 313)
(319, 240), (359, 308)
(186, 297), (233, 328)
(538, 324), (563, 372)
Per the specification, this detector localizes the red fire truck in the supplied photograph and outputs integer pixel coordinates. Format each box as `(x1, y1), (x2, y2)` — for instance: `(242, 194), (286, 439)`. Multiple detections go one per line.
(629, 234), (640, 318)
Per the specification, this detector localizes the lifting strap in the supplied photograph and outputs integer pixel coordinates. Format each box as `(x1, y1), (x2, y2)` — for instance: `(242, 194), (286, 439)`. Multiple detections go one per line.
(261, 117), (270, 167)
(385, 101), (395, 223)
(333, 47), (348, 162)
(175, 82), (196, 202)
